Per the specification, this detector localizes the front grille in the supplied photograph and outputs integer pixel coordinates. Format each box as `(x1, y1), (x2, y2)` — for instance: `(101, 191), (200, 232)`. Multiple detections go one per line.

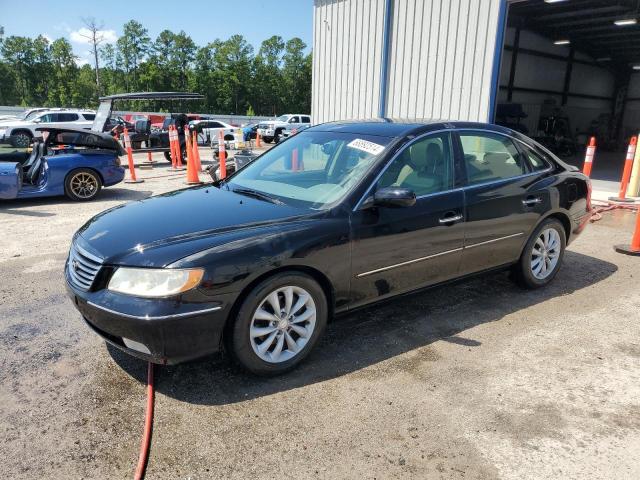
(67, 244), (103, 291)
(258, 124), (270, 129)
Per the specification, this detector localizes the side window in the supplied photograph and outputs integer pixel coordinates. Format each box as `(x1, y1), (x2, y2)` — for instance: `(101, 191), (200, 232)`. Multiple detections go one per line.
(301, 116), (311, 123)
(38, 114), (52, 122)
(83, 114), (95, 121)
(376, 133), (453, 196)
(460, 133), (526, 185)
(289, 116), (299, 123)
(211, 122), (224, 128)
(518, 142), (551, 171)
(58, 113), (79, 122)
(48, 113), (62, 122)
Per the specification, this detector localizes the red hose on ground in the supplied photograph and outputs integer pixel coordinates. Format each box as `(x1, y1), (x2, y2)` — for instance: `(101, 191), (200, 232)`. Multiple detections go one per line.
(590, 201), (638, 223)
(134, 362), (155, 480)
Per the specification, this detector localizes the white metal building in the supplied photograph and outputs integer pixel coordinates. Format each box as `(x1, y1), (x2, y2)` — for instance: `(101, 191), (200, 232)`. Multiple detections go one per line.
(311, 0), (506, 124)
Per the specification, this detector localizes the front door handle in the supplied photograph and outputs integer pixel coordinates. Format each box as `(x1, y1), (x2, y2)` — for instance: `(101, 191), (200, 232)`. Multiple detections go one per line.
(439, 213), (463, 224)
(522, 196), (542, 207)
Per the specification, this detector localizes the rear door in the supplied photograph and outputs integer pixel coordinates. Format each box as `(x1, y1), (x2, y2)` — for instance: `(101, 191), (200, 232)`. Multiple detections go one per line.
(456, 129), (551, 274)
(350, 131), (466, 307)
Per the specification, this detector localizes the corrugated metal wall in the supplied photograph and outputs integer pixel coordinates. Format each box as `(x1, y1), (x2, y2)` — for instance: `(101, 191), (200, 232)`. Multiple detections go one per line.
(312, 0), (387, 124)
(312, 0), (504, 124)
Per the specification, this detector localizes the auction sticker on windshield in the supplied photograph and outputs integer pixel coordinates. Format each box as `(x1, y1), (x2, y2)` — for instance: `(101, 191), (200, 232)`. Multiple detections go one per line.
(347, 138), (385, 155)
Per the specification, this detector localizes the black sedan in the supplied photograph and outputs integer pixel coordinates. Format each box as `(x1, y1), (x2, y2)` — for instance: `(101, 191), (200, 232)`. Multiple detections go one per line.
(65, 120), (591, 375)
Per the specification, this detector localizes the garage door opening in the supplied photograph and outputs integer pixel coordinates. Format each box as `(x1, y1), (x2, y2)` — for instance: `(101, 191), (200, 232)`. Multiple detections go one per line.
(495, 0), (640, 192)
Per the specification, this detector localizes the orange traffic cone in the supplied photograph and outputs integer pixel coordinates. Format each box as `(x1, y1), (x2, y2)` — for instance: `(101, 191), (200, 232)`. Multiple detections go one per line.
(184, 127), (202, 185)
(609, 136), (637, 203)
(192, 131), (202, 172)
(171, 125), (185, 171)
(255, 130), (262, 148)
(123, 128), (144, 184)
(582, 137), (596, 177)
(614, 205), (640, 256)
(218, 129), (227, 179)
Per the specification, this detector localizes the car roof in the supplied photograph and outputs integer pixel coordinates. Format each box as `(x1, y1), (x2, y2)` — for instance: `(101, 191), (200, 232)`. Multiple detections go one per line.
(307, 119), (513, 138)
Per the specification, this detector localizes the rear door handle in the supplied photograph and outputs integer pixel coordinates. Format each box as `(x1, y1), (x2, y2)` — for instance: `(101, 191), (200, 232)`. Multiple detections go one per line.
(439, 213), (464, 224)
(522, 197), (542, 207)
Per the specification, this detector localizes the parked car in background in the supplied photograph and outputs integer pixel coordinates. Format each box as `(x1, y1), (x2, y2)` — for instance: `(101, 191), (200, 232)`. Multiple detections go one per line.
(0, 126), (125, 202)
(65, 119), (591, 375)
(281, 123), (311, 140)
(0, 109), (96, 148)
(191, 119), (236, 146)
(257, 114), (311, 143)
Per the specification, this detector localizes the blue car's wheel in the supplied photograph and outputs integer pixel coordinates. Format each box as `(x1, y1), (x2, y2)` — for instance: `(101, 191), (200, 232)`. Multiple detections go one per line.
(64, 169), (102, 201)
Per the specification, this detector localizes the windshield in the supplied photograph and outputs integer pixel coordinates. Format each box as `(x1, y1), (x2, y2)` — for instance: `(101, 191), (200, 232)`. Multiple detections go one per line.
(19, 110), (42, 121)
(227, 131), (392, 209)
(275, 115), (289, 122)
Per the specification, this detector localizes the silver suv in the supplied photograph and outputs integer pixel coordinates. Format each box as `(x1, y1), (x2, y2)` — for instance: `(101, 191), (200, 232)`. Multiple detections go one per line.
(0, 109), (96, 147)
(256, 114), (311, 143)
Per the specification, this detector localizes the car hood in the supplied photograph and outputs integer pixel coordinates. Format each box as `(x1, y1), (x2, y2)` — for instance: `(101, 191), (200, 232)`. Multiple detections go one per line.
(75, 185), (311, 267)
(0, 119), (30, 128)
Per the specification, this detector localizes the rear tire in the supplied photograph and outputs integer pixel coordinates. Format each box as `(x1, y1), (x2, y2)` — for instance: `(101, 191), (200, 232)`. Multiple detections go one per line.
(512, 218), (566, 289)
(263, 137), (273, 144)
(226, 272), (328, 376)
(64, 168), (102, 201)
(164, 151), (172, 162)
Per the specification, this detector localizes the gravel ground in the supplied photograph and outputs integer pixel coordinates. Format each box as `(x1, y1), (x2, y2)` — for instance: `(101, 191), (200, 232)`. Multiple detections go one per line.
(1, 149), (639, 479)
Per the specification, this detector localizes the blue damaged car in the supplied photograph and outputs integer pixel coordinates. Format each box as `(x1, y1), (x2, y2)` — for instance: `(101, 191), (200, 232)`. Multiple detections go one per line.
(0, 127), (125, 201)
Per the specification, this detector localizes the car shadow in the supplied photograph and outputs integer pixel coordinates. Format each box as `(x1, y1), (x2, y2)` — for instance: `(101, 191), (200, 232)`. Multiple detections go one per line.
(107, 250), (617, 405)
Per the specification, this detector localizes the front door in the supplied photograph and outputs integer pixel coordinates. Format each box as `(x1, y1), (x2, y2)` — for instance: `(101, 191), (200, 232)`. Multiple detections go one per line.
(456, 130), (549, 274)
(350, 132), (466, 308)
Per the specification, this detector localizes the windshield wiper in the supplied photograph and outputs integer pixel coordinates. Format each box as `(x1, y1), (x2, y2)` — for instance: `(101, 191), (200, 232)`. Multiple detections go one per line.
(232, 187), (284, 205)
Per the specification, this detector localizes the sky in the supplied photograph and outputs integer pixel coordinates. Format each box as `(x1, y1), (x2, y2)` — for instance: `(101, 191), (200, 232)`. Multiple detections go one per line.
(0, 0), (314, 65)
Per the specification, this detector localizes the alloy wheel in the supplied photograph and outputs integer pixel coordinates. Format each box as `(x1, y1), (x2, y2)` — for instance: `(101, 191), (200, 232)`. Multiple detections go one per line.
(530, 228), (561, 280)
(249, 285), (317, 363)
(70, 172), (99, 199)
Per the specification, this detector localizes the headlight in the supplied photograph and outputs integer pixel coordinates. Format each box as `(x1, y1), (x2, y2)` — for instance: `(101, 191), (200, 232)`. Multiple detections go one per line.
(108, 267), (204, 298)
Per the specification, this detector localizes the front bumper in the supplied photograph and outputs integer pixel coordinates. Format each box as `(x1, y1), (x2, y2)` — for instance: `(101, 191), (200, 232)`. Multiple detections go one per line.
(65, 278), (237, 365)
(258, 128), (275, 137)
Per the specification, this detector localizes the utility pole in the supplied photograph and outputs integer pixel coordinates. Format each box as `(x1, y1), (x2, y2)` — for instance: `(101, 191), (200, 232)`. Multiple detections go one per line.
(80, 17), (106, 95)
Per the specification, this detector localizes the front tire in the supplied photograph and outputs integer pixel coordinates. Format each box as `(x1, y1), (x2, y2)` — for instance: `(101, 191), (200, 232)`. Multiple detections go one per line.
(262, 136), (273, 144)
(64, 169), (102, 201)
(11, 131), (32, 148)
(513, 218), (566, 289)
(227, 272), (328, 376)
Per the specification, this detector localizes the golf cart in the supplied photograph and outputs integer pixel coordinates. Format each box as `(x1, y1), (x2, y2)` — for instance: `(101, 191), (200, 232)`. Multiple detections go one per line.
(92, 92), (204, 162)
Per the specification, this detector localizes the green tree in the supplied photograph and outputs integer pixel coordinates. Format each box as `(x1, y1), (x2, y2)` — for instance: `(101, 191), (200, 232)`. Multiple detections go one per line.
(282, 38), (311, 113)
(253, 35), (284, 115)
(172, 31), (196, 90)
(1, 36), (35, 104)
(116, 20), (150, 90)
(48, 38), (77, 106)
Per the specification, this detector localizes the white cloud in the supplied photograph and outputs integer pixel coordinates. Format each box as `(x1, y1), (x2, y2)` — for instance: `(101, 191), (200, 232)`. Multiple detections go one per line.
(75, 58), (91, 67)
(70, 27), (118, 45)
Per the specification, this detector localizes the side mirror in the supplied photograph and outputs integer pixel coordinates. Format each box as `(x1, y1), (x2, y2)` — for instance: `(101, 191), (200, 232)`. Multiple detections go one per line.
(368, 187), (416, 208)
(33, 118), (41, 123)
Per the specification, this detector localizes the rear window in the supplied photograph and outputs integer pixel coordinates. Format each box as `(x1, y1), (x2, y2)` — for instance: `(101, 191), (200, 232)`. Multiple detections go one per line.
(518, 142), (551, 172)
(83, 113), (96, 121)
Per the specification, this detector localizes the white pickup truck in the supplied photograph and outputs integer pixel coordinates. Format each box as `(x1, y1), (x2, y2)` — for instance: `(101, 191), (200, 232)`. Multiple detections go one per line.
(256, 114), (311, 143)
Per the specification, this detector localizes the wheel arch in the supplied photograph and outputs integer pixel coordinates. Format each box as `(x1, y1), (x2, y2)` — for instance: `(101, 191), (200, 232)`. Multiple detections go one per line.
(540, 211), (572, 243)
(222, 265), (336, 346)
